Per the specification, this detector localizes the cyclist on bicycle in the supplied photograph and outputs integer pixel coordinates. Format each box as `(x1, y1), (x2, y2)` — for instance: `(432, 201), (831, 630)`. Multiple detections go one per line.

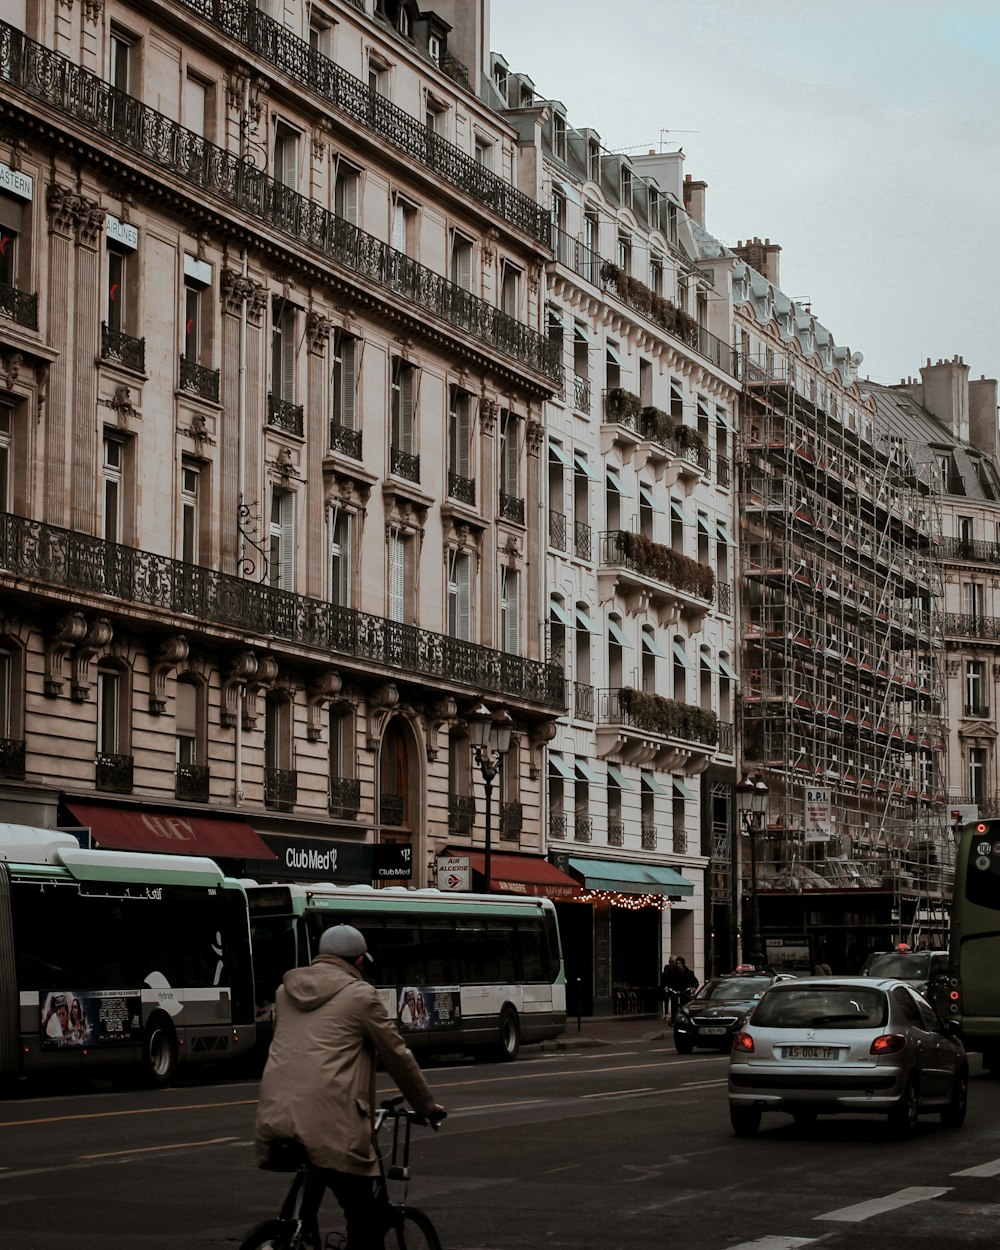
(255, 924), (446, 1250)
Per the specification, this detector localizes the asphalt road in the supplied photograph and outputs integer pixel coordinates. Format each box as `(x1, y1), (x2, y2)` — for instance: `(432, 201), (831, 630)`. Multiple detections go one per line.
(1, 1038), (999, 1249)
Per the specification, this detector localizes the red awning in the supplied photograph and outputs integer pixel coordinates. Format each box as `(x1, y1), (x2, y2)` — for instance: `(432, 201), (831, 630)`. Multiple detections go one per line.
(65, 802), (277, 861)
(463, 851), (582, 899)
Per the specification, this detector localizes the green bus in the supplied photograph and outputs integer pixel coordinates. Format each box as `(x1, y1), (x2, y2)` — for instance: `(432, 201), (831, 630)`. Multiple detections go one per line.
(0, 824), (255, 1088)
(949, 818), (1000, 1071)
(246, 881), (566, 1061)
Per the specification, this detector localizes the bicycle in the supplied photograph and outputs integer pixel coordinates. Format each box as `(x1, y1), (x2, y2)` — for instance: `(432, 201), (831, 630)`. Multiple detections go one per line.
(240, 1097), (443, 1250)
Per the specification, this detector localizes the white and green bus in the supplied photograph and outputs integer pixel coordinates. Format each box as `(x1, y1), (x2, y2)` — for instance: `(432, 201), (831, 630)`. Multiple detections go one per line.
(0, 825), (255, 1088)
(246, 882), (566, 1061)
(949, 818), (1000, 1071)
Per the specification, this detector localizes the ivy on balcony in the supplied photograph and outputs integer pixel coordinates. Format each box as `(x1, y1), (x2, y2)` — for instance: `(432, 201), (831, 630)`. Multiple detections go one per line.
(600, 262), (700, 340)
(610, 530), (715, 600)
(617, 687), (719, 745)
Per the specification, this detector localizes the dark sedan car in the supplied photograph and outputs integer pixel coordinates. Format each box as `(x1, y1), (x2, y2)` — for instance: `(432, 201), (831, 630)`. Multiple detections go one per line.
(860, 949), (951, 1016)
(674, 972), (794, 1053)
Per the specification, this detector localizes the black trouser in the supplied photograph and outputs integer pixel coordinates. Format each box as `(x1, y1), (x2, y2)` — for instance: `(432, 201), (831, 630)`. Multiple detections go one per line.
(319, 1168), (387, 1250)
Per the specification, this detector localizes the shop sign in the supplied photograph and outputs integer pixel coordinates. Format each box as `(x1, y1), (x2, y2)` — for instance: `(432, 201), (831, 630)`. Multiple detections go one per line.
(375, 842), (412, 880)
(0, 162), (32, 200)
(106, 213), (138, 249)
(256, 834), (372, 883)
(436, 855), (470, 891)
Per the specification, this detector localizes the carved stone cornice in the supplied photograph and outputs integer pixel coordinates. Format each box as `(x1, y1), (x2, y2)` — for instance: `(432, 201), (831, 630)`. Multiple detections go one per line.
(83, 1), (104, 25)
(149, 634), (190, 715)
(307, 669), (343, 742)
(307, 309), (333, 354)
(221, 268), (267, 323)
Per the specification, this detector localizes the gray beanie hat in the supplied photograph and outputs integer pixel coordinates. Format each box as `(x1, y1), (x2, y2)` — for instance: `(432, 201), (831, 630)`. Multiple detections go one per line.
(318, 924), (372, 962)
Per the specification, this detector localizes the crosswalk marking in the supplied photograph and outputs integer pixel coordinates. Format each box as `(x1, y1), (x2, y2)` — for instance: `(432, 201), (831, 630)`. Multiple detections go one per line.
(815, 1185), (951, 1223)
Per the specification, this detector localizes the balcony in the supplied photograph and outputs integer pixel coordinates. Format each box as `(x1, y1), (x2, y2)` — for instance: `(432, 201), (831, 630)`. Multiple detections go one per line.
(0, 511), (566, 710)
(601, 394), (709, 484)
(573, 682), (595, 721)
(641, 823), (657, 851)
(500, 492), (525, 525)
(96, 752), (133, 793)
(100, 322), (145, 372)
(175, 763), (210, 802)
(448, 792), (476, 834)
(1, 21), (559, 383)
(608, 821), (625, 847)
(549, 809), (568, 840)
(0, 737), (25, 779)
(596, 686), (719, 770)
(391, 446), (420, 483)
(265, 766), (298, 811)
(574, 814), (593, 842)
(268, 393), (304, 437)
(329, 775), (361, 819)
(500, 801), (523, 841)
(941, 613), (1000, 641)
(672, 828), (688, 854)
(0, 281), (38, 330)
(329, 422), (362, 459)
(179, 355), (220, 403)
(598, 530), (714, 626)
(448, 472), (475, 505)
(174, 0), (550, 245)
(572, 373), (591, 414)
(938, 537), (1000, 564)
(964, 703), (991, 719)
(574, 520), (592, 560)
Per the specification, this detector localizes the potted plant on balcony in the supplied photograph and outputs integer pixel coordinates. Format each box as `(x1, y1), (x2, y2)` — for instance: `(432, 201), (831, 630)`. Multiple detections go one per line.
(640, 406), (673, 444)
(605, 387), (642, 425)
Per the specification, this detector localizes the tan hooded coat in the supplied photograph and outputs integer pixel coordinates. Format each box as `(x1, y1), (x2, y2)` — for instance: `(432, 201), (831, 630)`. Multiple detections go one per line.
(255, 955), (437, 1175)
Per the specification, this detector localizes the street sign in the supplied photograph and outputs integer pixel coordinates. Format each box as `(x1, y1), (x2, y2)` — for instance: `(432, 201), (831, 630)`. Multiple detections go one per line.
(436, 855), (470, 891)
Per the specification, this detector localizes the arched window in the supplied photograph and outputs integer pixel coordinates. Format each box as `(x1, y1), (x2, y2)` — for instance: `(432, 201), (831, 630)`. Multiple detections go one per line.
(379, 718), (411, 828)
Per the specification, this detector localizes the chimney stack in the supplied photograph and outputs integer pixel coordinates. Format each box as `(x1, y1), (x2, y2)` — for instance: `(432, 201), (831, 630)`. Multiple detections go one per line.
(683, 173), (707, 226)
(918, 356), (971, 443)
(969, 374), (1000, 457)
(732, 236), (781, 287)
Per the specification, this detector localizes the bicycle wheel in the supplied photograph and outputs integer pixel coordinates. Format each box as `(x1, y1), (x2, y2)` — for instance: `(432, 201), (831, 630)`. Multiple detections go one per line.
(388, 1207), (441, 1250)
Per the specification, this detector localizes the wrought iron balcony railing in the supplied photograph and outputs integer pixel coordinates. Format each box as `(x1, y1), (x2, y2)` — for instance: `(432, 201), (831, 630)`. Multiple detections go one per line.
(100, 322), (145, 372)
(672, 829), (688, 854)
(499, 492), (525, 524)
(941, 612), (1000, 641)
(0, 737), (25, 779)
(329, 775), (362, 819)
(717, 720), (735, 753)
(0, 21), (560, 383)
(574, 814), (593, 842)
(391, 446), (420, 483)
(574, 520), (592, 561)
(937, 537), (1000, 564)
(572, 373), (591, 414)
(448, 792), (476, 834)
(600, 530), (715, 602)
(0, 281), (38, 330)
(548, 510), (568, 552)
(0, 510), (566, 709)
(329, 422), (362, 459)
(598, 686), (720, 747)
(265, 766), (298, 810)
(179, 355), (221, 403)
(608, 821), (625, 847)
(96, 751), (133, 793)
(174, 1), (550, 245)
(448, 472), (475, 505)
(641, 822), (657, 851)
(573, 681), (595, 721)
(268, 393), (304, 437)
(500, 801), (523, 840)
(549, 809), (568, 840)
(175, 763), (210, 802)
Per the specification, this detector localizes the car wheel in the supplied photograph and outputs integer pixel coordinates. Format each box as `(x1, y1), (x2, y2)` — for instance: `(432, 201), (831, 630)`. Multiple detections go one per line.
(730, 1104), (761, 1138)
(941, 1067), (968, 1129)
(674, 1032), (694, 1055)
(888, 1078), (919, 1138)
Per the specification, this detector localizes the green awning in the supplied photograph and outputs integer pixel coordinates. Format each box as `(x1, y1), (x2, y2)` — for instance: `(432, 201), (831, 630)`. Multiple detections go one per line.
(566, 856), (695, 898)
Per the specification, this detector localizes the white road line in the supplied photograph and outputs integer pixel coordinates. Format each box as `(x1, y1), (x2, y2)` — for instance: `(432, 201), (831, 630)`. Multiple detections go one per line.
(725, 1237), (815, 1250)
(815, 1186), (951, 1223)
(952, 1157), (1000, 1177)
(580, 1086), (656, 1099)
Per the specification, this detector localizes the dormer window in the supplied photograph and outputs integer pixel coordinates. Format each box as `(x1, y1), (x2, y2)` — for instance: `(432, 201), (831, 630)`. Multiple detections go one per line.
(620, 165), (633, 207)
(397, 6), (412, 38)
(428, 34), (442, 65)
(553, 113), (567, 162)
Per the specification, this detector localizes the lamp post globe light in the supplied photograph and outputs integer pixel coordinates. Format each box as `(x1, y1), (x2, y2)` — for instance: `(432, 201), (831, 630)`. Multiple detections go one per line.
(468, 703), (512, 894)
(736, 772), (769, 968)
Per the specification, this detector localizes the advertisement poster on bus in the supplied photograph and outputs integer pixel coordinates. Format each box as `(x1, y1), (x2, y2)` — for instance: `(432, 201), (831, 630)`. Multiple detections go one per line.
(40, 989), (142, 1048)
(396, 985), (462, 1032)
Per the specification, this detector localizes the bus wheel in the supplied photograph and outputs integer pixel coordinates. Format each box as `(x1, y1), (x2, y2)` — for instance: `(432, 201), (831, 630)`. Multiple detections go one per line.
(491, 1007), (521, 1062)
(144, 1014), (178, 1087)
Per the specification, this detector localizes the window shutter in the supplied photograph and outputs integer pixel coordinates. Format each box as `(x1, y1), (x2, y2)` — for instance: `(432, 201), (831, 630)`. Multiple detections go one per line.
(391, 198), (406, 252)
(339, 170), (359, 225)
(282, 310), (296, 401)
(341, 336), (356, 428)
(388, 532), (405, 622)
(400, 364), (414, 452)
(501, 567), (519, 654)
(277, 490), (295, 590)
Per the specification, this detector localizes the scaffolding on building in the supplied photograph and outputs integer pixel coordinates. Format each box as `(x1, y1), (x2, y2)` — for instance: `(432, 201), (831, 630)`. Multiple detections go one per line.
(737, 355), (954, 959)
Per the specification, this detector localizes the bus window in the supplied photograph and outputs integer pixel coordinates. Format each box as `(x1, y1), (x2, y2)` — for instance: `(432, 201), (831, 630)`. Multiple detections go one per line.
(485, 919), (517, 983)
(422, 919), (459, 984)
(376, 916), (424, 987)
(516, 918), (548, 982)
(251, 916), (299, 1019)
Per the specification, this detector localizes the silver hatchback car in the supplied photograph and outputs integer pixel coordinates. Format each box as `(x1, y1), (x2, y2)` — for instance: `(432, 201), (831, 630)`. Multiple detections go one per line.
(727, 977), (968, 1137)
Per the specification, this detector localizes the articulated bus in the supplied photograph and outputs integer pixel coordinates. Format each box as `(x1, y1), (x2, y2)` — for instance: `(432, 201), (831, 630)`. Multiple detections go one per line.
(0, 825), (255, 1088)
(950, 819), (1000, 1071)
(246, 882), (566, 1061)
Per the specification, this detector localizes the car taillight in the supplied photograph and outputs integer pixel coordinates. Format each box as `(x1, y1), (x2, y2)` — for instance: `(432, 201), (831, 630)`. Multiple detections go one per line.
(732, 1031), (754, 1054)
(871, 1033), (907, 1055)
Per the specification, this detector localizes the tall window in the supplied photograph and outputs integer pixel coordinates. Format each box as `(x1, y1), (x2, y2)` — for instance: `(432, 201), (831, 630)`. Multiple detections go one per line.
(109, 30), (133, 94)
(273, 122), (299, 189)
(447, 549), (472, 640)
(499, 261), (520, 318)
(184, 74), (208, 139)
(499, 410), (519, 504)
(269, 487), (295, 590)
(500, 567), (519, 654)
(450, 231), (474, 291)
(0, 408), (10, 513)
(106, 245), (132, 335)
(966, 660), (987, 715)
(183, 278), (204, 364)
(331, 330), (359, 444)
(97, 664), (127, 758)
(387, 531), (413, 623)
(271, 302), (297, 402)
(0, 195), (21, 291)
(334, 161), (361, 225)
(102, 433), (125, 544)
(390, 357), (417, 465)
(175, 678), (200, 767)
(391, 196), (416, 256)
(964, 582), (984, 620)
(448, 387), (472, 499)
(0, 641), (24, 752)
(329, 508), (353, 606)
(969, 747), (987, 806)
(180, 460), (200, 564)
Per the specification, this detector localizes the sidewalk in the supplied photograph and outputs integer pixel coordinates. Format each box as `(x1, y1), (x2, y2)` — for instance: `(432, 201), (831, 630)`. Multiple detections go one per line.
(534, 1014), (671, 1051)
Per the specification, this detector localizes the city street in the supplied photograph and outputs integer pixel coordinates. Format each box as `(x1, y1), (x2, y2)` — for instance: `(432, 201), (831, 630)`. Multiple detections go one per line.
(2, 1026), (999, 1249)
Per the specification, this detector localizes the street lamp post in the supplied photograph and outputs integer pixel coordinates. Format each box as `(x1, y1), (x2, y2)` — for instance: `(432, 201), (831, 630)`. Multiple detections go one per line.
(467, 703), (513, 894)
(736, 772), (769, 967)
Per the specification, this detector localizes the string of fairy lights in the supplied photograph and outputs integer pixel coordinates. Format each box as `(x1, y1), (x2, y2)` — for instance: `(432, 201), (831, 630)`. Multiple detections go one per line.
(578, 889), (673, 910)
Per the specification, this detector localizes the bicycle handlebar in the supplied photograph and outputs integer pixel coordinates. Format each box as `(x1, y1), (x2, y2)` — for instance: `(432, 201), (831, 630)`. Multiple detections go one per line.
(376, 1097), (446, 1130)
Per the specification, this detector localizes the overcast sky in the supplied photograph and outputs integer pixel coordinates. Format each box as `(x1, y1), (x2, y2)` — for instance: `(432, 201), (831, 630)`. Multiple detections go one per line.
(490, 0), (1000, 389)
